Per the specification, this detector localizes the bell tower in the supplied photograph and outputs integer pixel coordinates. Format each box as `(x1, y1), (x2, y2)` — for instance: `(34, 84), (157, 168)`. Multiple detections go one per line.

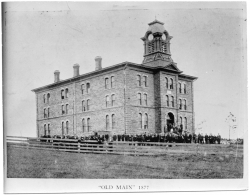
(141, 20), (174, 67)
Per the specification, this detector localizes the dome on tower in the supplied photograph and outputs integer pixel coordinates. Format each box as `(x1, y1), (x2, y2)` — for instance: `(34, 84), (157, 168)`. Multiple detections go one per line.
(147, 20), (166, 34)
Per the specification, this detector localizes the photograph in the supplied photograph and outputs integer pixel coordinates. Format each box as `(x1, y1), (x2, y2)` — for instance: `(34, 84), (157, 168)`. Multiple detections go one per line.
(3, 1), (248, 193)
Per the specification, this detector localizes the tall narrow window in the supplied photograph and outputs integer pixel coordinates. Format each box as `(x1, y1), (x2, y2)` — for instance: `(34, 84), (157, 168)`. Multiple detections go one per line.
(82, 118), (85, 132)
(65, 88), (69, 98)
(111, 76), (115, 88)
(105, 78), (109, 89)
(81, 84), (85, 94)
(112, 114), (115, 129)
(138, 93), (142, 105)
(179, 99), (182, 110)
(106, 95), (109, 107)
(144, 113), (148, 129)
(86, 83), (90, 93)
(61, 89), (65, 99)
(179, 83), (182, 93)
(66, 121), (69, 135)
(44, 108), (47, 118)
(180, 117), (183, 125)
(47, 93), (50, 103)
(170, 78), (173, 89)
(82, 100), (85, 112)
(184, 84), (187, 94)
(184, 117), (187, 130)
(44, 124), (47, 136)
(48, 124), (50, 135)
(87, 99), (90, 110)
(106, 115), (109, 130)
(166, 78), (168, 89)
(137, 75), (141, 86)
(144, 94), (147, 106)
(47, 108), (50, 118)
(139, 113), (142, 129)
(171, 96), (174, 107)
(87, 118), (90, 132)
(143, 76), (147, 87)
(62, 122), (64, 135)
(43, 94), (46, 103)
(111, 94), (115, 106)
(66, 104), (69, 114)
(184, 99), (187, 110)
(62, 105), (65, 115)
(166, 95), (169, 107)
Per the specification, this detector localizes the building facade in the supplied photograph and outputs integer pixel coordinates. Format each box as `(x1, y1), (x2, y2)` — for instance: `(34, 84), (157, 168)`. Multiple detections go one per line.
(32, 20), (197, 137)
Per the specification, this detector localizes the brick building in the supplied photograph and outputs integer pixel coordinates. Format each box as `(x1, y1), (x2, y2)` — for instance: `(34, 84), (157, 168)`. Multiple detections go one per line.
(32, 20), (197, 137)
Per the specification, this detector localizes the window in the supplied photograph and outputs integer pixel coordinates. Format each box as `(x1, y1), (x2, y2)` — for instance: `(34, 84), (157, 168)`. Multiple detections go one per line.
(139, 113), (142, 129)
(179, 83), (182, 93)
(65, 88), (69, 98)
(184, 99), (187, 110)
(43, 94), (46, 103)
(86, 83), (90, 93)
(170, 78), (173, 89)
(111, 76), (115, 88)
(62, 105), (65, 115)
(44, 108), (47, 118)
(87, 99), (90, 110)
(105, 78), (109, 89)
(66, 104), (69, 114)
(179, 99), (182, 110)
(82, 118), (85, 132)
(106, 115), (109, 130)
(61, 89), (65, 99)
(82, 100), (85, 112)
(48, 124), (50, 135)
(112, 114), (115, 129)
(144, 113), (148, 129)
(81, 84), (85, 94)
(171, 96), (174, 107)
(47, 93), (50, 103)
(180, 116), (183, 125)
(66, 121), (69, 135)
(143, 76), (147, 87)
(111, 94), (115, 106)
(166, 78), (168, 89)
(44, 124), (47, 136)
(184, 117), (187, 130)
(137, 75), (141, 86)
(184, 84), (187, 94)
(138, 93), (142, 105)
(166, 95), (169, 107)
(62, 122), (64, 135)
(144, 94), (147, 106)
(87, 118), (90, 132)
(106, 95), (109, 107)
(47, 108), (50, 118)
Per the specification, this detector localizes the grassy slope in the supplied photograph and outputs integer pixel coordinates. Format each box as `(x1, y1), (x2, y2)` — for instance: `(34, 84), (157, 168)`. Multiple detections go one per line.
(6, 146), (243, 179)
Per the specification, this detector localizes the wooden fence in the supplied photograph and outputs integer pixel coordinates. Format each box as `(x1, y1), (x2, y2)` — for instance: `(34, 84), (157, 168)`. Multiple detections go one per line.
(6, 136), (243, 157)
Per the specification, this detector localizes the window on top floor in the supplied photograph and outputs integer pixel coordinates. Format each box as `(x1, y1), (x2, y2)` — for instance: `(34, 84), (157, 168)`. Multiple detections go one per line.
(86, 83), (90, 93)
(111, 76), (115, 88)
(179, 83), (182, 93)
(81, 84), (85, 94)
(166, 78), (168, 89)
(65, 88), (69, 98)
(61, 89), (65, 99)
(105, 78), (109, 89)
(184, 84), (187, 94)
(47, 93), (50, 103)
(137, 75), (141, 87)
(170, 78), (173, 89)
(43, 94), (46, 103)
(143, 76), (147, 87)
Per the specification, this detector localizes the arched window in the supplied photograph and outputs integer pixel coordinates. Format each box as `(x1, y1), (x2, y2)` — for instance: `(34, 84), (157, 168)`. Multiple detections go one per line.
(166, 77), (168, 89)
(170, 78), (173, 89)
(184, 117), (187, 130)
(87, 99), (90, 110)
(179, 99), (182, 110)
(139, 113), (142, 129)
(138, 93), (142, 105)
(66, 121), (69, 135)
(166, 95), (169, 107)
(86, 83), (90, 93)
(82, 118), (85, 132)
(112, 114), (115, 129)
(47, 93), (50, 103)
(44, 108), (47, 118)
(143, 76), (147, 87)
(62, 105), (65, 115)
(82, 100), (85, 112)
(137, 75), (141, 86)
(65, 88), (69, 98)
(61, 89), (65, 99)
(184, 99), (187, 110)
(87, 118), (90, 132)
(105, 78), (109, 89)
(106, 115), (109, 130)
(144, 114), (148, 129)
(48, 124), (50, 135)
(171, 96), (174, 107)
(66, 104), (69, 114)
(144, 94), (147, 106)
(111, 76), (115, 88)
(62, 122), (64, 135)
(43, 94), (46, 103)
(111, 94), (115, 106)
(180, 116), (183, 125)
(183, 84), (187, 94)
(106, 95), (109, 107)
(81, 84), (85, 94)
(47, 108), (50, 118)
(179, 83), (182, 93)
(44, 124), (47, 136)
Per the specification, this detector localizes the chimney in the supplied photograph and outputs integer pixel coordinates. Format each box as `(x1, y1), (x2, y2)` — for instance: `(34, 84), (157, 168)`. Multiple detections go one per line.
(95, 56), (102, 71)
(73, 63), (80, 77)
(54, 70), (60, 83)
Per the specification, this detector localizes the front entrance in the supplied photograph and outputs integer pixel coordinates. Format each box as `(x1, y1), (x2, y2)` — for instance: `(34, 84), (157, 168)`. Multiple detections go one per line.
(166, 112), (175, 126)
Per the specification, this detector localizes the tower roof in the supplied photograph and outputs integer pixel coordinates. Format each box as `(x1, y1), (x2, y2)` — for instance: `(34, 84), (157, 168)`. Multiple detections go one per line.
(147, 19), (166, 34)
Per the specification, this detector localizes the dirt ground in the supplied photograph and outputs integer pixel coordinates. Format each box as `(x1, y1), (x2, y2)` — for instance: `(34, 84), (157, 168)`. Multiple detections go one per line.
(6, 145), (243, 179)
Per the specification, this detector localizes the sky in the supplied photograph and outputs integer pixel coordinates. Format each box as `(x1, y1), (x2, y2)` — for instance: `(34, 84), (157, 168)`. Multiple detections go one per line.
(3, 2), (247, 139)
